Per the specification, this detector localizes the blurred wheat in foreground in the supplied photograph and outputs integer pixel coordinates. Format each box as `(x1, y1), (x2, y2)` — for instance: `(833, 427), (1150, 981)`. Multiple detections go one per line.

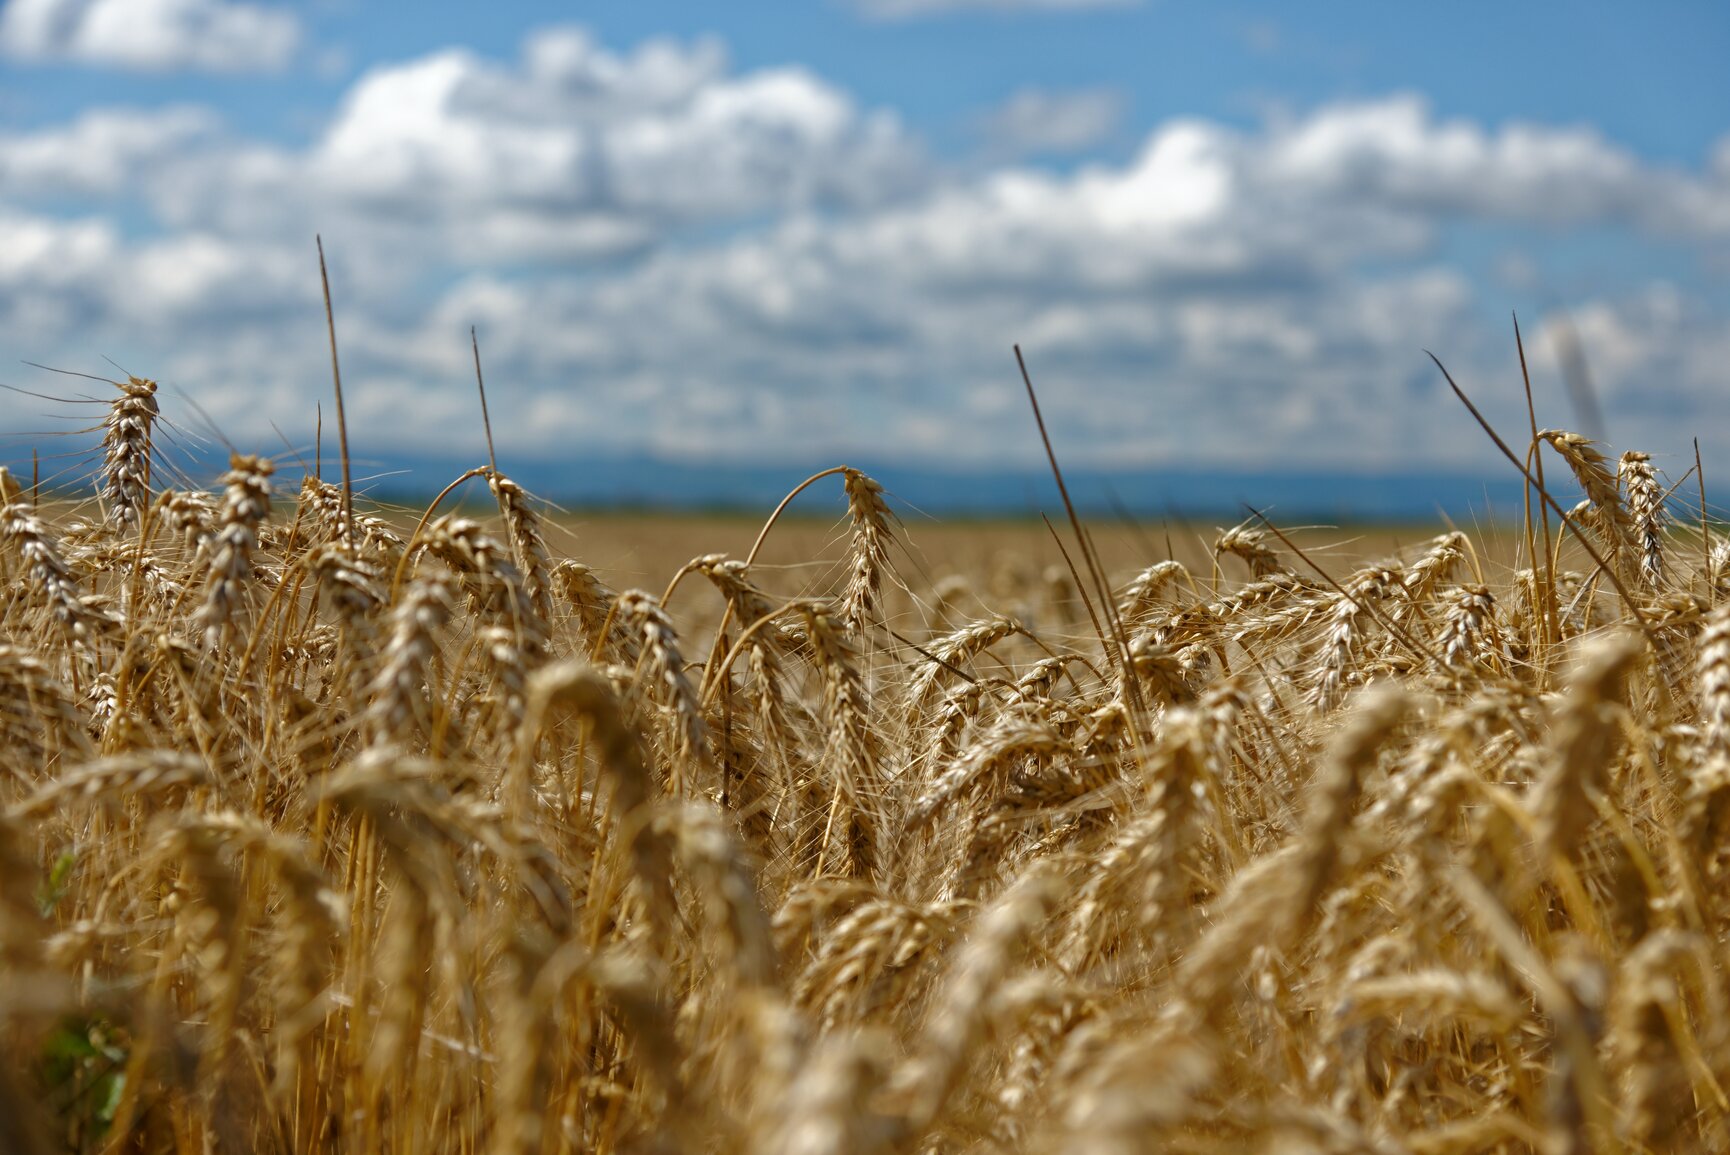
(5, 373), (1730, 1155)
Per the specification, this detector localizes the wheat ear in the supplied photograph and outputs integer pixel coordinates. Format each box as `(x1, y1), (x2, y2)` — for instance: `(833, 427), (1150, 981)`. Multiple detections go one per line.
(100, 374), (159, 535)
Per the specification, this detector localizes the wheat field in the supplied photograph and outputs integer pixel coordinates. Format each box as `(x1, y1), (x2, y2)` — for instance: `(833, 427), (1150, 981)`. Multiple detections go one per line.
(3, 372), (1729, 1155)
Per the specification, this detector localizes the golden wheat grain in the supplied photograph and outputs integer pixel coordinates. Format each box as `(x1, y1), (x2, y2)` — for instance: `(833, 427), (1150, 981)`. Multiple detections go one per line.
(193, 453), (273, 649)
(99, 375), (159, 536)
(10, 367), (1730, 1154)
(1619, 450), (1667, 589)
(839, 468), (896, 633)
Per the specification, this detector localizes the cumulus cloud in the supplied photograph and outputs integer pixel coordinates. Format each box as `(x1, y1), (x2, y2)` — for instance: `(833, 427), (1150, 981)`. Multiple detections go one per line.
(313, 30), (925, 229)
(0, 106), (224, 199)
(0, 27), (1725, 479)
(286, 95), (1728, 469)
(0, 27), (926, 271)
(1536, 286), (1730, 421)
(1258, 98), (1726, 235)
(0, 207), (313, 339)
(0, 0), (300, 72)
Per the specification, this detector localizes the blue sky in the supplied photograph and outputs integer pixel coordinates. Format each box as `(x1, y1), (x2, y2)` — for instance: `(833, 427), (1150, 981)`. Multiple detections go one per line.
(1, 0), (1728, 491)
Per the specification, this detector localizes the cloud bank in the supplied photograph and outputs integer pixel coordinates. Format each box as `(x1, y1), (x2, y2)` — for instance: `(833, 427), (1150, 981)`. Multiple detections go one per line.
(0, 25), (1726, 481)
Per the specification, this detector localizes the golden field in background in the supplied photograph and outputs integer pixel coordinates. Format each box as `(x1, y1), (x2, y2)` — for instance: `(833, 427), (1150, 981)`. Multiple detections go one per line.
(546, 508), (1520, 616)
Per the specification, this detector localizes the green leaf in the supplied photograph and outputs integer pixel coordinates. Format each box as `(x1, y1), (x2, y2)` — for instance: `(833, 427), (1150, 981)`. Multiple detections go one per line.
(37, 849), (77, 916)
(94, 1071), (126, 1125)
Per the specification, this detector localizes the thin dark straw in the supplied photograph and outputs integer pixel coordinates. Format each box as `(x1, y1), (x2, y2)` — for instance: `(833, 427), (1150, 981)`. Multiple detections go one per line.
(317, 235), (354, 544)
(1014, 345), (1144, 719)
(472, 326), (499, 477)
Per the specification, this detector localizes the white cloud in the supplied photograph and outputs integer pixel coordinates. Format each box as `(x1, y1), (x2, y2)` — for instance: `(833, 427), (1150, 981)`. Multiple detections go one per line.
(343, 218), (1490, 470)
(0, 207), (313, 339)
(306, 29), (924, 228)
(974, 88), (1123, 157)
(0, 209), (116, 307)
(328, 95), (1730, 469)
(1535, 286), (1730, 427)
(854, 0), (1139, 19)
(0, 106), (223, 199)
(3, 27), (924, 271)
(0, 30), (1726, 481)
(1263, 98), (1660, 228)
(0, 0), (300, 72)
